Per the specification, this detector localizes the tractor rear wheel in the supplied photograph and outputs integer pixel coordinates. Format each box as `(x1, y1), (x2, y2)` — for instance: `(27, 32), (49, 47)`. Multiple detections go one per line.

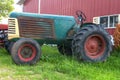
(11, 38), (41, 65)
(72, 24), (112, 62)
(57, 44), (72, 56)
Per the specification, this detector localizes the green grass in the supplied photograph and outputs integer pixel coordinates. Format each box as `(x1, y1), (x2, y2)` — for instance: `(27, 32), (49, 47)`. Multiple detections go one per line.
(0, 45), (120, 80)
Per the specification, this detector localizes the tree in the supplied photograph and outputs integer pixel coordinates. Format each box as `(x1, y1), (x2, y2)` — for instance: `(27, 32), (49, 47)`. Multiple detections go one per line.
(0, 0), (14, 18)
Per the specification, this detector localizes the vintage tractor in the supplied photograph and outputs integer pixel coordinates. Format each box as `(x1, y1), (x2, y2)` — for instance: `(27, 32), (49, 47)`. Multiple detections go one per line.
(5, 10), (112, 65)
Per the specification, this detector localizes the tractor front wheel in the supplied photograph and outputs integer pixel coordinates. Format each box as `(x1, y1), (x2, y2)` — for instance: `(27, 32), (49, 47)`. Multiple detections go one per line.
(72, 24), (112, 62)
(11, 38), (41, 65)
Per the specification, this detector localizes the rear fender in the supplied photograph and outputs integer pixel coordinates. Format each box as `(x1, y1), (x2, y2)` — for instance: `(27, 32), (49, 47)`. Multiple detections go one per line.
(80, 23), (97, 28)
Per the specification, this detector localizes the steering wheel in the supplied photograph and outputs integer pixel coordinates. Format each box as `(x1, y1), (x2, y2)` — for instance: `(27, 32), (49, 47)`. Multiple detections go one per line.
(76, 10), (86, 22)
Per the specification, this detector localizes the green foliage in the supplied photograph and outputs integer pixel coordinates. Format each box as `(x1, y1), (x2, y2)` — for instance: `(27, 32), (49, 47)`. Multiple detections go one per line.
(0, 45), (120, 80)
(0, 0), (14, 18)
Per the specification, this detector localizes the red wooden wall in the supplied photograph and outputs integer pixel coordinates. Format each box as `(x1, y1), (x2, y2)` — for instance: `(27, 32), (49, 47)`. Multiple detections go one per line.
(40, 0), (120, 22)
(23, 0), (38, 13)
(23, 0), (120, 22)
(23, 0), (120, 35)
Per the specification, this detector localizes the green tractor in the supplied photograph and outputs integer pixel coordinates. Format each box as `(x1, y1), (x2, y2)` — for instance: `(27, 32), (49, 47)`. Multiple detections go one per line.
(5, 10), (112, 65)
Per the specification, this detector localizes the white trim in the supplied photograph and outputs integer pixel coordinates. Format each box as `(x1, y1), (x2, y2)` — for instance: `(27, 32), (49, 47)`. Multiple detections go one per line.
(38, 0), (41, 14)
(104, 27), (116, 29)
(93, 14), (119, 28)
(95, 14), (120, 18)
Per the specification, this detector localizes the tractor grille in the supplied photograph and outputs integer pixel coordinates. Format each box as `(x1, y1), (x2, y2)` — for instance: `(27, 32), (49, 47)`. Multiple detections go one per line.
(18, 17), (55, 39)
(8, 18), (16, 34)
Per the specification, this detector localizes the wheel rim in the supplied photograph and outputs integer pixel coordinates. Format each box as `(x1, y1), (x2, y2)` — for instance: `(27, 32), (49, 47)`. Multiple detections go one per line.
(85, 35), (106, 59)
(18, 44), (36, 62)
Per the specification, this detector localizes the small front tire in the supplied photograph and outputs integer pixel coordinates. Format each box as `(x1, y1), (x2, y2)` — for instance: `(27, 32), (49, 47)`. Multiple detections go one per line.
(11, 38), (41, 65)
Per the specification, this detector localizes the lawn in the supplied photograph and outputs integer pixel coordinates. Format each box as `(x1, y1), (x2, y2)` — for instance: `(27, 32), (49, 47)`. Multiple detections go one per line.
(0, 45), (120, 80)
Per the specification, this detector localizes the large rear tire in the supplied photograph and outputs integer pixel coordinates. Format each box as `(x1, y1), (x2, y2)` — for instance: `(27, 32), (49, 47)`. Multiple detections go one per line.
(11, 38), (41, 65)
(72, 24), (112, 62)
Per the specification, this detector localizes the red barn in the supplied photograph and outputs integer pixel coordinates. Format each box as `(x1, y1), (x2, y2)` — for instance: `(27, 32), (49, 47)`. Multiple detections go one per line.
(18, 0), (120, 35)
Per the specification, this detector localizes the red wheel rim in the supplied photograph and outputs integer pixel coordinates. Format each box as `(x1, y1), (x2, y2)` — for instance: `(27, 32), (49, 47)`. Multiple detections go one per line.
(18, 44), (36, 62)
(85, 35), (106, 59)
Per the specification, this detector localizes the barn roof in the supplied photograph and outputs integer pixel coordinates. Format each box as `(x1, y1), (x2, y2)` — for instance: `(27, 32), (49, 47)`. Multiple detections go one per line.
(17, 0), (26, 5)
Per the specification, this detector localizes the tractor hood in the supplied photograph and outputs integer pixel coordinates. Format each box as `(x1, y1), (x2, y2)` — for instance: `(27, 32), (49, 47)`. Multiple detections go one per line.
(9, 12), (75, 21)
(9, 12), (76, 40)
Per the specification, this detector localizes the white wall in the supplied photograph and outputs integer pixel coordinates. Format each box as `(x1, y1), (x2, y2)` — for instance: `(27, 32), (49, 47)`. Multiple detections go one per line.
(13, 0), (23, 12)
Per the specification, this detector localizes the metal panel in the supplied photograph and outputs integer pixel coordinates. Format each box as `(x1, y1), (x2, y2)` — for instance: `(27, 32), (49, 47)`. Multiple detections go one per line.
(9, 12), (76, 39)
(8, 19), (16, 34)
(23, 0), (38, 13)
(18, 16), (55, 39)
